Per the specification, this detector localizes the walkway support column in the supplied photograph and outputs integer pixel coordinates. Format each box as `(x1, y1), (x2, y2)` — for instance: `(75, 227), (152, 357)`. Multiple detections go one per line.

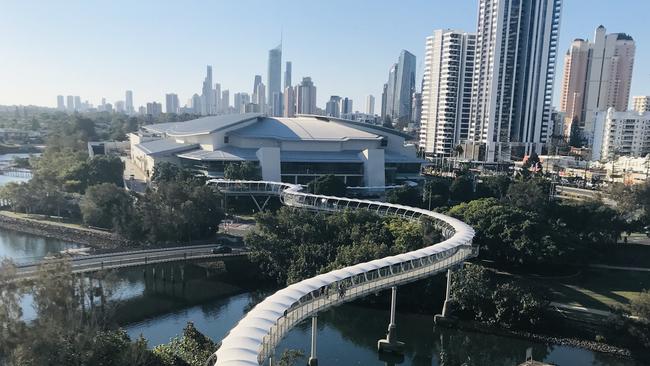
(435, 268), (453, 324)
(308, 315), (318, 366)
(377, 286), (404, 353)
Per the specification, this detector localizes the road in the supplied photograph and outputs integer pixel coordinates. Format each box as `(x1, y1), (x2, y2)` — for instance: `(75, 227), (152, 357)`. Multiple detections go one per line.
(15, 244), (249, 278)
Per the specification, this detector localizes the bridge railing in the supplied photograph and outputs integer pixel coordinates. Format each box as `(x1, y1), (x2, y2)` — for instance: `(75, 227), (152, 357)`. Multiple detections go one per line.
(207, 180), (476, 366)
(15, 251), (243, 278)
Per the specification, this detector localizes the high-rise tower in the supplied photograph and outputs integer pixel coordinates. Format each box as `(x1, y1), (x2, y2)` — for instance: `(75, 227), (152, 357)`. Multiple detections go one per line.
(267, 45), (282, 116)
(419, 29), (476, 157)
(467, 0), (562, 162)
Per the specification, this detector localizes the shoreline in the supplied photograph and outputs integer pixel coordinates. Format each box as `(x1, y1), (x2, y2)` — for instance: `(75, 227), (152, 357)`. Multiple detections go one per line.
(436, 316), (634, 360)
(0, 211), (137, 250)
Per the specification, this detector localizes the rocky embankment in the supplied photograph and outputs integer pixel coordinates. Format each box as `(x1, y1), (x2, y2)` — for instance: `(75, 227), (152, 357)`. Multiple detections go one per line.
(0, 213), (137, 251)
(451, 318), (632, 358)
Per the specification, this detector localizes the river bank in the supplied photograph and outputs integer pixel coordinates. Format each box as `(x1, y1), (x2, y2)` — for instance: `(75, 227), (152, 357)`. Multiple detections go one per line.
(437, 316), (635, 360)
(0, 211), (136, 250)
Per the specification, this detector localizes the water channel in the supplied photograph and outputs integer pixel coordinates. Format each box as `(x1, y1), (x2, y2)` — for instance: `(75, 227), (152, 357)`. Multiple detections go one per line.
(0, 228), (640, 365)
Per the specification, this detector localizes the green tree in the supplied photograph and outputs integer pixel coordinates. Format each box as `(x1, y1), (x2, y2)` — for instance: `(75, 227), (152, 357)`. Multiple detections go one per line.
(386, 185), (422, 207)
(0, 260), (25, 360)
(449, 176), (474, 202)
(223, 161), (262, 180)
(80, 183), (135, 230)
(451, 264), (547, 330)
(505, 178), (550, 214)
(307, 174), (346, 196)
(476, 175), (511, 199)
(423, 178), (451, 208)
(153, 322), (217, 366)
(277, 349), (305, 366)
(86, 155), (125, 188)
(138, 182), (223, 243)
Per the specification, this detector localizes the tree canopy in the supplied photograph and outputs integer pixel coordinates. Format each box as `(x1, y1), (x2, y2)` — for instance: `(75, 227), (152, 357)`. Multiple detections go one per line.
(307, 175), (346, 197)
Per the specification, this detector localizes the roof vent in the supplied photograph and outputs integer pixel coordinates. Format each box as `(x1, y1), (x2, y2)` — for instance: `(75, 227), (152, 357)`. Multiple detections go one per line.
(315, 116), (330, 122)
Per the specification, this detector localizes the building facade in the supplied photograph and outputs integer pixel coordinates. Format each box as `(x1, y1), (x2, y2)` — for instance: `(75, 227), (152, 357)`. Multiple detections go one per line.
(419, 30), (476, 157)
(296, 77), (317, 115)
(467, 0), (562, 162)
(267, 45), (282, 116)
(125, 90), (134, 114)
(201, 65), (214, 115)
(592, 108), (650, 161)
(559, 26), (636, 140)
(366, 95), (375, 115)
(165, 93), (179, 114)
(384, 50), (416, 127)
(129, 114), (423, 187)
(632, 96), (650, 113)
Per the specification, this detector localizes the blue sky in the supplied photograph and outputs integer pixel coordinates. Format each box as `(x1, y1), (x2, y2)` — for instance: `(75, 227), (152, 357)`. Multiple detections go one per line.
(1, 0), (649, 111)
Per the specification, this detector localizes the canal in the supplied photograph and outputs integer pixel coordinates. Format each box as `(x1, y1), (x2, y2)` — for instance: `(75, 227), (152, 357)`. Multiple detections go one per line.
(0, 228), (640, 366)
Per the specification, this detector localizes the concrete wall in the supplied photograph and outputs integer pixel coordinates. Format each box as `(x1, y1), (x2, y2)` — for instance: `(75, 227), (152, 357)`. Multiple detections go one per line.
(257, 147), (281, 181)
(359, 149), (386, 187)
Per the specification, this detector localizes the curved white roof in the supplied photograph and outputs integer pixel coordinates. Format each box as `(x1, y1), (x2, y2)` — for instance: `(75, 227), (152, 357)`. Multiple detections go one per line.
(209, 180), (475, 366)
(230, 116), (382, 142)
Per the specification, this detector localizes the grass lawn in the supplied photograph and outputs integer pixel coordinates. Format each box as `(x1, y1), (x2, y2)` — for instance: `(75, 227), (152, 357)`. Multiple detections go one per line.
(495, 268), (650, 312)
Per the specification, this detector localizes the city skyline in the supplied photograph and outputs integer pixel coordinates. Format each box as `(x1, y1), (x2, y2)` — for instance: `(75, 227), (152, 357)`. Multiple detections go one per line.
(2, 0), (650, 112)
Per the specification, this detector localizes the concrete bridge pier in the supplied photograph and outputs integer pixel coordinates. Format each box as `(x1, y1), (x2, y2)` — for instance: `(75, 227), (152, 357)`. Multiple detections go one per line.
(377, 286), (404, 354)
(308, 315), (318, 366)
(435, 268), (453, 324)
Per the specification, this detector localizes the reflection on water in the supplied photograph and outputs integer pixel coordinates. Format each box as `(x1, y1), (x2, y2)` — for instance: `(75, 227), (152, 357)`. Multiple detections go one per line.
(0, 229), (78, 264)
(0, 229), (640, 365)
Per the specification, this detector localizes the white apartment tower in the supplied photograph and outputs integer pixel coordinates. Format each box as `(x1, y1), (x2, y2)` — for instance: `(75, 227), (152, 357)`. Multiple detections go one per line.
(592, 108), (650, 161)
(633, 96), (650, 113)
(419, 29), (476, 157)
(468, 0), (562, 162)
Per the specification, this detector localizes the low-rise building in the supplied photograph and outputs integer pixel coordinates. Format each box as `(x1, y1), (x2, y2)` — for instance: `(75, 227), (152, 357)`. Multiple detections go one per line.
(592, 108), (650, 161)
(129, 113), (423, 186)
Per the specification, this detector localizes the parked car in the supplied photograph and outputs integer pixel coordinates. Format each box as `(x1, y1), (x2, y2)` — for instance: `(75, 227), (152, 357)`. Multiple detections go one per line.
(212, 245), (232, 254)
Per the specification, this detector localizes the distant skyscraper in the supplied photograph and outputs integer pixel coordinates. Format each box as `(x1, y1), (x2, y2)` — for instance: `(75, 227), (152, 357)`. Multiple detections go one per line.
(380, 84), (388, 120)
(257, 83), (266, 112)
(267, 45), (282, 116)
(74, 96), (82, 111)
(191, 94), (202, 115)
(57, 95), (65, 111)
(253, 75), (263, 104)
(384, 50), (416, 126)
(166, 93), (179, 114)
(221, 90), (230, 113)
(560, 26), (636, 139)
(419, 29), (476, 157)
(115, 101), (125, 113)
(296, 77), (317, 115)
(125, 90), (134, 114)
(468, 0), (562, 162)
(214, 83), (222, 113)
(325, 96), (341, 117)
(66, 96), (74, 111)
(341, 97), (353, 116)
(146, 102), (162, 117)
(234, 93), (251, 114)
(284, 61), (292, 90)
(283, 86), (295, 117)
(202, 65), (214, 115)
(366, 95), (375, 115)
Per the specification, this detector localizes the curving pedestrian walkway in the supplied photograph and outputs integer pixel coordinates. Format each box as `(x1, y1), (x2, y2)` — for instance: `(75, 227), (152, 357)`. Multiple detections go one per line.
(207, 180), (476, 366)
